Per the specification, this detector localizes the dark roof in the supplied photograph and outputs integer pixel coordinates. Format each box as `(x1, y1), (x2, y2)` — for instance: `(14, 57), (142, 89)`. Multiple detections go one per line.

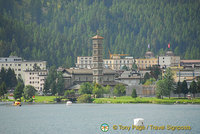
(64, 68), (116, 75)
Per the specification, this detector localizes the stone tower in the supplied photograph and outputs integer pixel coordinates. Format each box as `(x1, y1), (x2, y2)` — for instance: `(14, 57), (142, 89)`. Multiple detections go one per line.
(92, 35), (104, 84)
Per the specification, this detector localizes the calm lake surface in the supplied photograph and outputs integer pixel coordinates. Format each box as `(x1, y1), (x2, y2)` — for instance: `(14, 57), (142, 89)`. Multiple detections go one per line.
(0, 103), (199, 134)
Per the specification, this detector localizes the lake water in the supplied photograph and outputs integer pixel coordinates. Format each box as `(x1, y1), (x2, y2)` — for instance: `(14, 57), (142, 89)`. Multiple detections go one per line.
(0, 103), (199, 134)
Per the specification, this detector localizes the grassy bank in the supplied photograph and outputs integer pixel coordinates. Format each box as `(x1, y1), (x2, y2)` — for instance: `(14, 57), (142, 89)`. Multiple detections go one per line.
(1, 96), (58, 103)
(34, 96), (58, 103)
(93, 96), (200, 104)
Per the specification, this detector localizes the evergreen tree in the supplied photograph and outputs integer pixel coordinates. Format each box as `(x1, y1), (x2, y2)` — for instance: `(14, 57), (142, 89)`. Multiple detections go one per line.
(43, 66), (57, 95)
(189, 80), (197, 98)
(150, 65), (161, 80)
(56, 72), (65, 96)
(174, 81), (182, 98)
(181, 80), (188, 98)
(143, 72), (151, 84)
(197, 79), (200, 93)
(0, 82), (7, 99)
(156, 79), (166, 99)
(0, 67), (7, 85)
(163, 68), (175, 98)
(13, 82), (24, 101)
(131, 88), (137, 98)
(23, 85), (37, 100)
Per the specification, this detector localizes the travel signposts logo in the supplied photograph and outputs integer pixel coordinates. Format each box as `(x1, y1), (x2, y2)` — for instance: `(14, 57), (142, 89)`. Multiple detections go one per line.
(100, 123), (109, 132)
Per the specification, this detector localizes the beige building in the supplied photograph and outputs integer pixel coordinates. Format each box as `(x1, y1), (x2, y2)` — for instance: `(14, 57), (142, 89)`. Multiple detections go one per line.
(76, 56), (134, 70)
(168, 66), (200, 83)
(135, 51), (158, 70)
(135, 58), (158, 70)
(104, 57), (134, 70)
(0, 56), (46, 78)
(0, 56), (47, 91)
(180, 60), (200, 69)
(24, 70), (47, 91)
(76, 56), (93, 69)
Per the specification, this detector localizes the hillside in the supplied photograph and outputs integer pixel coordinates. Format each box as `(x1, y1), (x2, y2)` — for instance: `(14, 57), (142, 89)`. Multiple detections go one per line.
(0, 0), (199, 67)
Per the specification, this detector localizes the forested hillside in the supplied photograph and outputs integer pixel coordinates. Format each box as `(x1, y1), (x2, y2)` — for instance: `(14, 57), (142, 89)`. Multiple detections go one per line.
(0, 0), (199, 67)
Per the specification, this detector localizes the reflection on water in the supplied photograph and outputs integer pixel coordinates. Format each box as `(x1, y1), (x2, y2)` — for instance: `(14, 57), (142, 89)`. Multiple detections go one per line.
(0, 103), (199, 134)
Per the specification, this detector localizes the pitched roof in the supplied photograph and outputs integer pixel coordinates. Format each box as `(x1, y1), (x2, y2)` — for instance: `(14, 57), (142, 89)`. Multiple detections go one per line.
(92, 35), (104, 39)
(64, 68), (116, 75)
(181, 60), (200, 63)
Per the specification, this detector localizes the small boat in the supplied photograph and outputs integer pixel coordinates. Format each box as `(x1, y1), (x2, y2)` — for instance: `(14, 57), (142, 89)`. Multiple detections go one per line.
(66, 101), (72, 106)
(134, 118), (144, 126)
(13, 101), (22, 106)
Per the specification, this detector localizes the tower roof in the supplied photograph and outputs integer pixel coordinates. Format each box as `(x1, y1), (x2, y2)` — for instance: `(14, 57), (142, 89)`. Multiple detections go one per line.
(166, 51), (174, 56)
(145, 51), (154, 58)
(92, 35), (104, 39)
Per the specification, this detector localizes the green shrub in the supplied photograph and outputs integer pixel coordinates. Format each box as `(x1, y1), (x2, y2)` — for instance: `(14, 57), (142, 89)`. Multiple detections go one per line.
(77, 94), (92, 103)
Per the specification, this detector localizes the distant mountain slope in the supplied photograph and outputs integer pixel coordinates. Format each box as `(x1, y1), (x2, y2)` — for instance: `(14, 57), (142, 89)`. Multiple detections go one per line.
(0, 0), (199, 67)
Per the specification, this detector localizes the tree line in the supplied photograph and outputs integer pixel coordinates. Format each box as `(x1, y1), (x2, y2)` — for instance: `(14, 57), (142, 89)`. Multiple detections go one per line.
(0, 0), (199, 68)
(0, 67), (17, 98)
(156, 68), (200, 99)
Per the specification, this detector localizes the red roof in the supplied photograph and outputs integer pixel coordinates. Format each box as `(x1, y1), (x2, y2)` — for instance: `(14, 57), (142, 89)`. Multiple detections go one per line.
(92, 35), (104, 39)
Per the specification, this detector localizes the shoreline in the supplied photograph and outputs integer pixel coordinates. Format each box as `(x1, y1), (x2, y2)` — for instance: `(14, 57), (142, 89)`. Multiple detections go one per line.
(1, 96), (200, 105)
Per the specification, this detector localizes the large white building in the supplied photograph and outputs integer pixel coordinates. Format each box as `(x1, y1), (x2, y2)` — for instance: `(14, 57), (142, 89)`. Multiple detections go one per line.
(0, 56), (47, 91)
(76, 56), (134, 70)
(158, 51), (180, 69)
(24, 70), (47, 91)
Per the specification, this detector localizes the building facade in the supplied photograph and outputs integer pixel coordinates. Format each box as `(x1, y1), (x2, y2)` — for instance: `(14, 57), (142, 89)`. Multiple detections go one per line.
(0, 56), (47, 91)
(76, 56), (93, 69)
(158, 56), (180, 69)
(0, 56), (46, 78)
(135, 58), (158, 70)
(58, 68), (117, 90)
(75, 56), (134, 70)
(180, 60), (200, 69)
(24, 70), (47, 91)
(103, 57), (134, 70)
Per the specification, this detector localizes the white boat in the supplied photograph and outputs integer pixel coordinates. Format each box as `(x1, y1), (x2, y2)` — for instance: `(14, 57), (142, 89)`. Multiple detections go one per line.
(66, 101), (72, 106)
(134, 118), (144, 126)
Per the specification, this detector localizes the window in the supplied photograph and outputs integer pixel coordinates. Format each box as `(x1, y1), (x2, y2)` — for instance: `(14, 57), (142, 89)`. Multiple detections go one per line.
(30, 64), (32, 66)
(10, 64), (12, 66)
(6, 64), (8, 66)
(18, 64), (21, 66)
(18, 69), (21, 71)
(26, 64), (28, 66)
(2, 64), (3, 66)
